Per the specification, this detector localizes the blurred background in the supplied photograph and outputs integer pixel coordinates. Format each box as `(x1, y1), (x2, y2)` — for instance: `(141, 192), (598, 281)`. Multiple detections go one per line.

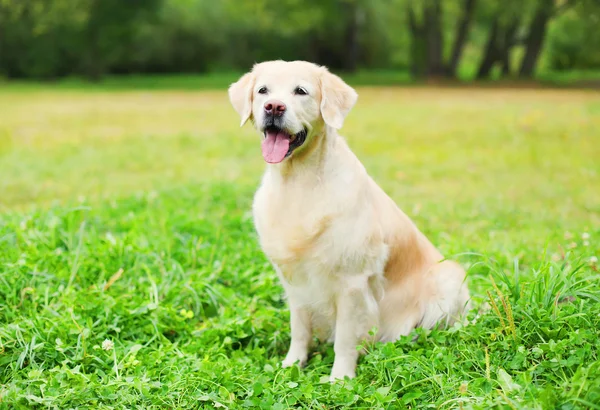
(1, 2), (599, 407)
(1, 0), (599, 84)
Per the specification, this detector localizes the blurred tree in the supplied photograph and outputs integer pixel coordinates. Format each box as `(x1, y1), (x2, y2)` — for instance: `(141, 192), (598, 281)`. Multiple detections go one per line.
(475, 0), (524, 79)
(519, 0), (558, 77)
(448, 0), (477, 77)
(547, 1), (600, 70)
(0, 0), (598, 81)
(0, 0), (86, 79)
(81, 0), (162, 80)
(474, 0), (585, 79)
(406, 0), (478, 79)
(0, 0), (160, 80)
(118, 0), (223, 74)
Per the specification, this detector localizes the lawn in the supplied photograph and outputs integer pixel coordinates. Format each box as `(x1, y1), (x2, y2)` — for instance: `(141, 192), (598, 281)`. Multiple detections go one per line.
(0, 83), (599, 409)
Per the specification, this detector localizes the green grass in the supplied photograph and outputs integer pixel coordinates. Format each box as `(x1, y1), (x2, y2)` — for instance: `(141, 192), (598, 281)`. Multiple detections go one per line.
(1, 84), (599, 409)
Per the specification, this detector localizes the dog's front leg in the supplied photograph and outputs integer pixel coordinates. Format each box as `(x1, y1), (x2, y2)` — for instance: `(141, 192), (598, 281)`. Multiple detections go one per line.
(330, 275), (379, 381)
(282, 302), (312, 368)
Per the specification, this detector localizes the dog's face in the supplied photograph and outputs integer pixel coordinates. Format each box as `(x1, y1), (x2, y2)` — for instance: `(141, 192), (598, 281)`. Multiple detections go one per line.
(228, 60), (358, 164)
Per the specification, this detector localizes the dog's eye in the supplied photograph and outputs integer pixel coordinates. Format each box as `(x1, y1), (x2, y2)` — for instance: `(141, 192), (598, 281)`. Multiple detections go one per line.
(258, 86), (268, 94)
(294, 87), (308, 96)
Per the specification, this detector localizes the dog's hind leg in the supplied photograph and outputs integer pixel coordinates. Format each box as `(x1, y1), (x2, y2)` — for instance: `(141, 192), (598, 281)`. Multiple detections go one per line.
(420, 260), (471, 330)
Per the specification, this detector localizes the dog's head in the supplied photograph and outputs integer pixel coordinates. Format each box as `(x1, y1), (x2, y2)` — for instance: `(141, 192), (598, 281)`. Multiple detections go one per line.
(228, 60), (357, 164)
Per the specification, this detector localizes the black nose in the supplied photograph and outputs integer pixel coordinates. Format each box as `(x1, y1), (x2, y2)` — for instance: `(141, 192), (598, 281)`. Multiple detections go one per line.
(264, 100), (286, 117)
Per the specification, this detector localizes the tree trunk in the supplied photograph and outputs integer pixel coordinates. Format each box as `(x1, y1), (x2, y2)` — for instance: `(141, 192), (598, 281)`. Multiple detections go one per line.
(499, 49), (511, 77)
(499, 19), (519, 77)
(424, 0), (444, 78)
(447, 0), (477, 78)
(407, 4), (427, 78)
(519, 0), (553, 78)
(342, 1), (362, 72)
(476, 18), (500, 79)
(83, 0), (106, 81)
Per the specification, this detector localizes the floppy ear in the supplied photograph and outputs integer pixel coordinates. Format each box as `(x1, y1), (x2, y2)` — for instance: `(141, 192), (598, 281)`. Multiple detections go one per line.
(228, 72), (255, 126)
(320, 69), (358, 129)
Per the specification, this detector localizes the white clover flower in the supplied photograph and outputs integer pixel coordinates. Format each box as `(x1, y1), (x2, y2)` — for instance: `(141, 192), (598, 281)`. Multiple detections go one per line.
(102, 339), (114, 351)
(582, 232), (590, 240)
(590, 256), (598, 264)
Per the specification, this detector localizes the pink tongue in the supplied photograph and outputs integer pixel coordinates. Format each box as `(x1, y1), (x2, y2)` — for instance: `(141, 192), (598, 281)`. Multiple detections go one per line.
(261, 130), (290, 163)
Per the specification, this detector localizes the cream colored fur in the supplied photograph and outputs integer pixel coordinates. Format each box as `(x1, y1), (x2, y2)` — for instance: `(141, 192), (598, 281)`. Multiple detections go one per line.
(228, 60), (470, 381)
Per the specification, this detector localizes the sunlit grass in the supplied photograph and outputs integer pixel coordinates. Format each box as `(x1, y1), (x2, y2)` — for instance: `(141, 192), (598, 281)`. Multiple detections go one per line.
(0, 85), (599, 408)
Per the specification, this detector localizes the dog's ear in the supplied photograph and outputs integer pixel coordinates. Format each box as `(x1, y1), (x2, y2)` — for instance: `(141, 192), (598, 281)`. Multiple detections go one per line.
(228, 72), (255, 126)
(320, 69), (358, 129)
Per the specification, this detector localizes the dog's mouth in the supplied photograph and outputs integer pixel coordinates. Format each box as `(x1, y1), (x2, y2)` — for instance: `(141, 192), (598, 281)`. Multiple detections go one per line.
(261, 126), (307, 164)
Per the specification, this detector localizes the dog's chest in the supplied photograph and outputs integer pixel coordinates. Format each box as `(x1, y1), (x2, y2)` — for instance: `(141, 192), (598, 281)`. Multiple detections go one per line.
(254, 197), (341, 338)
(253, 181), (330, 259)
(253, 180), (386, 277)
(256, 208), (335, 274)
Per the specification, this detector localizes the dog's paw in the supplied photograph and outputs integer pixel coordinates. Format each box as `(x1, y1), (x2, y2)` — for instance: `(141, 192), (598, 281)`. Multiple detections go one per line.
(329, 371), (355, 382)
(329, 361), (356, 382)
(282, 353), (307, 368)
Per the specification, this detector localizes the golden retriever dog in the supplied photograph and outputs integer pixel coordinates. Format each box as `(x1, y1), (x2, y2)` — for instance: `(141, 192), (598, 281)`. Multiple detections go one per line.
(228, 60), (470, 381)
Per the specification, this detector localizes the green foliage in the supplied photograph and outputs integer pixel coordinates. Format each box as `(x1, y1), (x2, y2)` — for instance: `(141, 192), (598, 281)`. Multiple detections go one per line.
(0, 0), (86, 78)
(0, 0), (160, 80)
(1, 188), (599, 408)
(1, 0), (599, 80)
(547, 5), (600, 70)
